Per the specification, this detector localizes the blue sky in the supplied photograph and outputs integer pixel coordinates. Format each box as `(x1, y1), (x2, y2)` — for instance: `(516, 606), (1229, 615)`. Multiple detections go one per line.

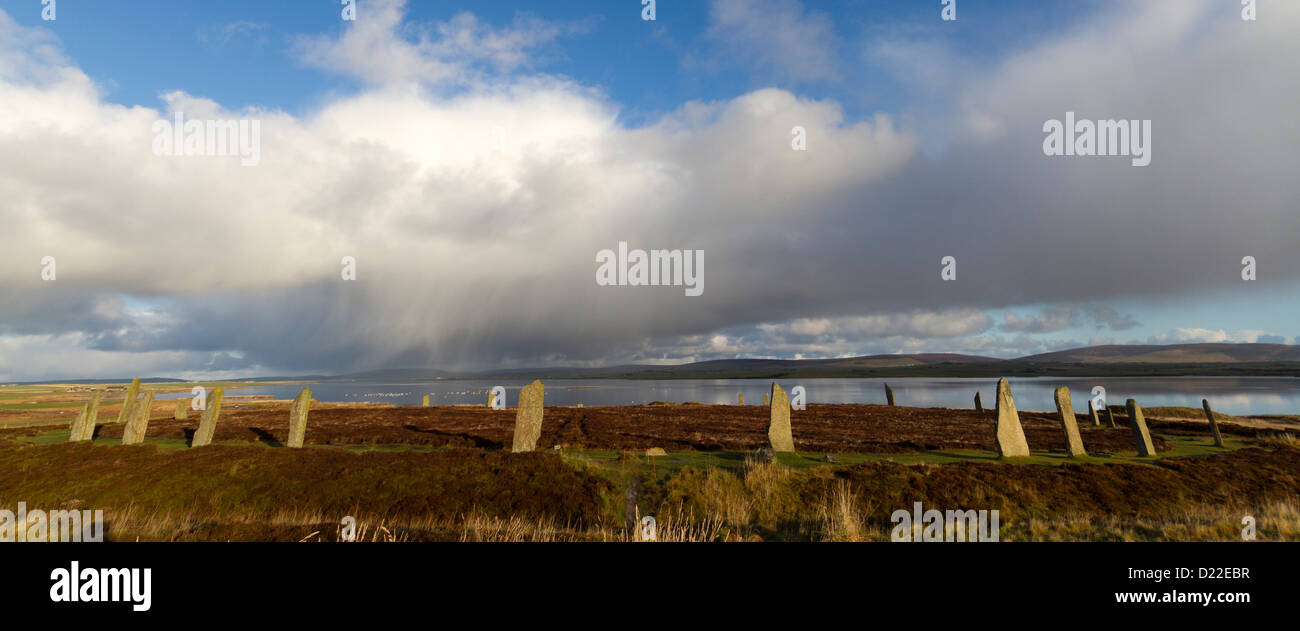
(1, 0), (1297, 379)
(9, 0), (1102, 119)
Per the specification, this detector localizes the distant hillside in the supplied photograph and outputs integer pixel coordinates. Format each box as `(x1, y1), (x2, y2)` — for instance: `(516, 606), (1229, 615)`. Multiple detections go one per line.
(19, 344), (1300, 384)
(622, 353), (998, 374)
(547, 344), (1300, 379)
(1020, 343), (1300, 364)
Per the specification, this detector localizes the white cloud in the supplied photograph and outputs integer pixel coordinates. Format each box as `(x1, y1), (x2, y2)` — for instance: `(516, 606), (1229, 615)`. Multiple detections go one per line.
(293, 0), (588, 88)
(703, 0), (840, 82)
(1154, 328), (1276, 344)
(0, 8), (915, 379)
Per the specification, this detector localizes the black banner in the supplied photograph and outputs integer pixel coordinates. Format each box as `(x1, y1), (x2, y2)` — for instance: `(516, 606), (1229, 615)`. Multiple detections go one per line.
(1, 542), (1284, 620)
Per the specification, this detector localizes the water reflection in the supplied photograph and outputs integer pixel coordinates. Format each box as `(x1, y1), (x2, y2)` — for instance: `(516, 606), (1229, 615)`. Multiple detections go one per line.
(169, 376), (1300, 415)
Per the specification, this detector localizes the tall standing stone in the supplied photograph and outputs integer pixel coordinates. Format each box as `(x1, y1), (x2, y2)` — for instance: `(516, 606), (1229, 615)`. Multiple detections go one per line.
(68, 391), (102, 442)
(738, 393), (744, 406)
(287, 387), (312, 448)
(1053, 386), (1086, 457)
(767, 382), (795, 452)
(191, 387), (225, 447)
(994, 378), (1030, 457)
(488, 390), (495, 408)
(1202, 399), (1224, 448)
(974, 392), (982, 412)
(1088, 401), (1102, 427)
(512, 380), (545, 453)
(1103, 406), (1117, 428)
(173, 399), (188, 421)
(1126, 399), (1156, 457)
(763, 393), (770, 406)
(884, 383), (895, 406)
(115, 378), (141, 424)
(121, 392), (155, 445)
(422, 394), (430, 407)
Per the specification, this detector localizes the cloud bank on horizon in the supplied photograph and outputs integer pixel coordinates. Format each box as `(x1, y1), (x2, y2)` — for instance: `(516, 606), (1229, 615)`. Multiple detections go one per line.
(0, 0), (1297, 381)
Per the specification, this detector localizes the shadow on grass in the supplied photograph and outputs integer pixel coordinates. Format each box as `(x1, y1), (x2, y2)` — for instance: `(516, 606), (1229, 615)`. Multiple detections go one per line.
(401, 424), (503, 449)
(249, 428), (283, 447)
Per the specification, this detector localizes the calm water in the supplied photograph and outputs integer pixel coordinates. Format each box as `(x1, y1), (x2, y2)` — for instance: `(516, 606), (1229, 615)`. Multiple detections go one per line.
(175, 377), (1300, 415)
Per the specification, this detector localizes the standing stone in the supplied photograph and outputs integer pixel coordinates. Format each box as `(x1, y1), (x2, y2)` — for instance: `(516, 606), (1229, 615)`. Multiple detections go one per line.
(121, 392), (155, 445)
(488, 390), (495, 408)
(422, 394), (430, 407)
(624, 477), (643, 533)
(738, 393), (744, 406)
(1103, 406), (1117, 428)
(994, 378), (1030, 457)
(1126, 399), (1156, 457)
(763, 393), (770, 406)
(885, 384), (895, 406)
(1202, 399), (1224, 448)
(1053, 386), (1086, 457)
(287, 387), (312, 448)
(767, 382), (795, 452)
(115, 378), (141, 424)
(191, 387), (225, 447)
(512, 380), (545, 452)
(68, 391), (102, 442)
(173, 399), (187, 421)
(974, 391), (982, 412)
(1088, 401), (1102, 427)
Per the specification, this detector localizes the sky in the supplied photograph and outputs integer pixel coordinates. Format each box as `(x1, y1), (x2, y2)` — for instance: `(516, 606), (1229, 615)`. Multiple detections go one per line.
(0, 0), (1297, 380)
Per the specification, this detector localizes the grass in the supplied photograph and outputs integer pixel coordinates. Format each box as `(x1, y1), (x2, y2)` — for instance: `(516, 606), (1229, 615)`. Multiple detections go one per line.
(1142, 405), (1234, 421)
(0, 443), (611, 541)
(12, 423), (1249, 468)
(1, 410), (1293, 542)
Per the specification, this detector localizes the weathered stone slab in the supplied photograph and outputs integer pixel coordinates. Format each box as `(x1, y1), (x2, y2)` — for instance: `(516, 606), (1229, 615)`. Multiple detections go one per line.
(1126, 399), (1156, 457)
(115, 378), (141, 424)
(974, 391), (982, 412)
(767, 382), (795, 452)
(68, 391), (102, 442)
(763, 393), (769, 406)
(1202, 399), (1224, 448)
(1104, 406), (1117, 428)
(885, 383), (895, 406)
(738, 393), (744, 405)
(645, 447), (667, 457)
(1053, 386), (1086, 457)
(121, 392), (155, 445)
(422, 394), (430, 407)
(994, 378), (1030, 457)
(191, 387), (224, 447)
(1088, 401), (1101, 427)
(173, 399), (187, 421)
(512, 380), (545, 452)
(287, 387), (312, 448)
